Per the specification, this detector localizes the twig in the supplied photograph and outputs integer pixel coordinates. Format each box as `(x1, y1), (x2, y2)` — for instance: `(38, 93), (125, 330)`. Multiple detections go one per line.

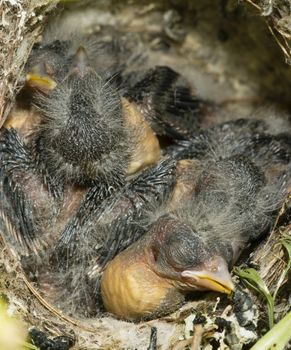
(267, 25), (291, 61)
(0, 231), (96, 333)
(172, 321), (205, 350)
(191, 324), (204, 350)
(244, 0), (261, 11)
(22, 274), (96, 333)
(172, 338), (192, 350)
(147, 327), (157, 350)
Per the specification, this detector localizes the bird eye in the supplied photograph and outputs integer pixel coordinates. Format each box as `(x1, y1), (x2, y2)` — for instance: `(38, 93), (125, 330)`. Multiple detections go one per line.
(164, 229), (207, 270)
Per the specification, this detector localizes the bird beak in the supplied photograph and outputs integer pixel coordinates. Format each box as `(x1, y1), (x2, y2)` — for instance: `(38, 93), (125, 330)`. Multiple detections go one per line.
(26, 73), (57, 91)
(181, 256), (234, 295)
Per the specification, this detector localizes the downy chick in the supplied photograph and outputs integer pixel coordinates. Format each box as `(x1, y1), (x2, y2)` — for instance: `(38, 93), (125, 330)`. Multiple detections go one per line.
(100, 119), (291, 321)
(33, 46), (130, 189)
(0, 126), (176, 317)
(24, 43), (161, 250)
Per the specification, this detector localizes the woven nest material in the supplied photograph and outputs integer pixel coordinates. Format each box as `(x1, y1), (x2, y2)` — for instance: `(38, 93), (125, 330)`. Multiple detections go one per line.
(0, 1), (290, 349)
(244, 0), (291, 64)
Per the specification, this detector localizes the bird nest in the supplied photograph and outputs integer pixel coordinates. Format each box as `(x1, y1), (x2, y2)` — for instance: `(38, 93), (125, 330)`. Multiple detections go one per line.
(0, 1), (291, 349)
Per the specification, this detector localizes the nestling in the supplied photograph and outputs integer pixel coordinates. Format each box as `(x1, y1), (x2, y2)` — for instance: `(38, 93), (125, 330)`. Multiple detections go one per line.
(0, 132), (176, 317)
(101, 119), (291, 321)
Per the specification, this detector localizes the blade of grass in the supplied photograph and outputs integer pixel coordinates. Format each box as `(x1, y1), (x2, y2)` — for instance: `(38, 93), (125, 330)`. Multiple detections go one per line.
(250, 311), (291, 350)
(234, 267), (274, 329)
(23, 341), (39, 350)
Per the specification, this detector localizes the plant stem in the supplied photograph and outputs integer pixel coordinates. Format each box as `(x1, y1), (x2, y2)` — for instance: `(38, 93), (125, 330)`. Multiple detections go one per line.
(250, 311), (291, 350)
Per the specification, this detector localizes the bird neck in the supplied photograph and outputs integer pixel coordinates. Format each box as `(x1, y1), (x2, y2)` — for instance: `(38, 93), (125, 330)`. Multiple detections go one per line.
(100, 247), (184, 321)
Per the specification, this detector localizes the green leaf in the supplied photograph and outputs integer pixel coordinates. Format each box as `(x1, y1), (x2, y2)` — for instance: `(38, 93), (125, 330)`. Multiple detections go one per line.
(234, 267), (274, 329)
(250, 311), (291, 350)
(23, 341), (39, 350)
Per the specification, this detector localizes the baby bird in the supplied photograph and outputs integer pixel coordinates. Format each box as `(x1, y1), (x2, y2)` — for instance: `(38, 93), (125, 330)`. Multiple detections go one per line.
(23, 34), (209, 250)
(0, 119), (176, 315)
(33, 46), (130, 189)
(100, 118), (291, 321)
(25, 37), (160, 191)
(4, 46), (139, 253)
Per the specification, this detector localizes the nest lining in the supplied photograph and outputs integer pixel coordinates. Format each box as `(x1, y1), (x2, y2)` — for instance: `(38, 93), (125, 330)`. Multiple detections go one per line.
(0, 1), (291, 349)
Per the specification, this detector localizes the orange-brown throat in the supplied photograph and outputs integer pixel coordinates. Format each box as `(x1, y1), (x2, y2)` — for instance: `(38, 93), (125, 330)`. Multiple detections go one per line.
(122, 98), (161, 175)
(100, 246), (174, 321)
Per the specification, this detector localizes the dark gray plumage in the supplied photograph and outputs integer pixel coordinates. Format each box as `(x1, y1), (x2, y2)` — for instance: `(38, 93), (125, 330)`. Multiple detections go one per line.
(0, 136), (176, 317)
(24, 34), (209, 250)
(101, 119), (291, 320)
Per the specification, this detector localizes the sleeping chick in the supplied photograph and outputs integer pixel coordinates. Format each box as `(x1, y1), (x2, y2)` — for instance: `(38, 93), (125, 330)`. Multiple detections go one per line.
(32, 46), (130, 189)
(25, 36), (159, 188)
(0, 131), (176, 318)
(100, 119), (291, 321)
(2, 46), (136, 254)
